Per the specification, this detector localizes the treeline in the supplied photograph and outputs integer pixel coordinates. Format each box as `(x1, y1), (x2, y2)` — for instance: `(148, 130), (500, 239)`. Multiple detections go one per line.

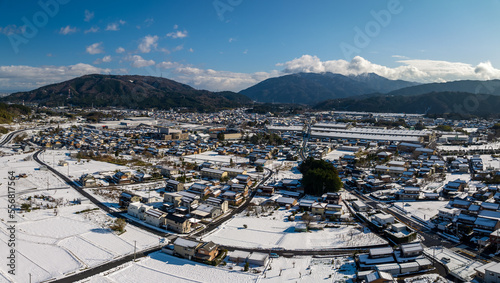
(0, 103), (31, 123)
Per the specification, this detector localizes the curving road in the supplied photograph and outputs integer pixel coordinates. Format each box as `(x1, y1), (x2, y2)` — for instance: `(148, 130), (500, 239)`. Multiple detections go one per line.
(0, 128), (27, 147)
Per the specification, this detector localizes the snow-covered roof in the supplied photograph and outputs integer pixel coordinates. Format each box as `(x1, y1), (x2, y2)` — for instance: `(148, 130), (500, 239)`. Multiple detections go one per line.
(173, 238), (199, 248)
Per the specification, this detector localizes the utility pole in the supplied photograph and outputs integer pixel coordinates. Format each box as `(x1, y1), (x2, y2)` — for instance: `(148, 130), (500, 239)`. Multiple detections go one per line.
(133, 240), (137, 262)
(29, 273), (32, 283)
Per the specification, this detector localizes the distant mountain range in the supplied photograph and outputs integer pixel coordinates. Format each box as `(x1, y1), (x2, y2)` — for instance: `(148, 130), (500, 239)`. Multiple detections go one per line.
(2, 74), (251, 111)
(314, 91), (500, 118)
(387, 79), (500, 96)
(239, 72), (419, 104)
(5, 72), (500, 117)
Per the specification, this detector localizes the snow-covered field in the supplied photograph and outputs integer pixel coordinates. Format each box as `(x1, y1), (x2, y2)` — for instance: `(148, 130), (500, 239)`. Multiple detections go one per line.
(393, 201), (448, 220)
(183, 151), (249, 165)
(81, 251), (356, 283)
(323, 150), (349, 161)
(39, 150), (128, 178)
(82, 251), (258, 283)
(0, 152), (162, 283)
(204, 207), (386, 249)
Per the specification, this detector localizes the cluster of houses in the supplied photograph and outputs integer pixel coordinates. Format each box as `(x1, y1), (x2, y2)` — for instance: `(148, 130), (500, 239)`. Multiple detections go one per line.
(356, 243), (433, 279)
(350, 200), (416, 244)
(433, 185), (500, 246)
(119, 169), (254, 233)
(80, 170), (155, 187)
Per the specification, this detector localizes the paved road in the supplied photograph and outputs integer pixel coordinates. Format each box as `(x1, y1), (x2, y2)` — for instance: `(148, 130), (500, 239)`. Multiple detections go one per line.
(345, 187), (464, 280)
(50, 246), (162, 283)
(33, 149), (173, 238)
(0, 128), (27, 147)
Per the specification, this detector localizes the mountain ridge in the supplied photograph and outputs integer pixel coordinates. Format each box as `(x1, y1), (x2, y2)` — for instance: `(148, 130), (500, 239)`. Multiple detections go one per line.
(239, 72), (419, 104)
(3, 74), (251, 111)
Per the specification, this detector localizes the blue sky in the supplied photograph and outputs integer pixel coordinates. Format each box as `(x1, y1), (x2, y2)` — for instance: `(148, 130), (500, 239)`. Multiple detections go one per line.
(1, 0), (500, 92)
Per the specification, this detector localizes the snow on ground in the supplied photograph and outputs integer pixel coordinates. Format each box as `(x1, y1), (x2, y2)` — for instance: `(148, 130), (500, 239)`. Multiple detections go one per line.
(393, 201), (449, 221)
(40, 150), (128, 178)
(267, 160), (302, 181)
(404, 273), (451, 283)
(204, 207), (386, 249)
(324, 150), (349, 161)
(481, 154), (500, 170)
(259, 256), (356, 282)
(83, 251), (258, 283)
(0, 152), (162, 283)
(424, 247), (483, 282)
(183, 151), (249, 165)
(443, 172), (471, 184)
(82, 252), (356, 283)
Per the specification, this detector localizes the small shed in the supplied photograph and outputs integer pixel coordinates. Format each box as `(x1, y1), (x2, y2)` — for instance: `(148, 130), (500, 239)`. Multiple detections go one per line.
(247, 252), (269, 266)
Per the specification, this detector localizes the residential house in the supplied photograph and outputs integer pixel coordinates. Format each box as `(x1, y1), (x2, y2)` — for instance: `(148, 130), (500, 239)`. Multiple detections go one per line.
(166, 179), (185, 192)
(163, 192), (183, 207)
(173, 237), (202, 259)
(194, 241), (219, 262)
(119, 192), (142, 207)
(311, 202), (327, 215)
(144, 208), (166, 227)
(165, 213), (192, 234)
(127, 202), (151, 220)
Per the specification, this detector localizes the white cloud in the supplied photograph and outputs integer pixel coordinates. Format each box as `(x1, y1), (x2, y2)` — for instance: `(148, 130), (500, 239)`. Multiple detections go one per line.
(228, 37), (235, 43)
(127, 55), (155, 68)
(392, 55), (409, 59)
(84, 26), (99, 34)
(116, 47), (125, 53)
(138, 35), (158, 53)
(157, 61), (280, 91)
(0, 24), (25, 35)
(0, 63), (112, 92)
(173, 24), (178, 29)
(94, 55), (112, 64)
(59, 25), (77, 35)
(106, 20), (126, 31)
(152, 55), (500, 92)
(167, 30), (188, 39)
(172, 45), (183, 52)
(86, 42), (104, 55)
(474, 61), (500, 80)
(84, 10), (94, 22)
(278, 55), (500, 83)
(188, 48), (194, 53)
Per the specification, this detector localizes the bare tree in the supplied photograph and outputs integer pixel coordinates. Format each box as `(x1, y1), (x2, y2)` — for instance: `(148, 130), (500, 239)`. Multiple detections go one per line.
(302, 212), (315, 228)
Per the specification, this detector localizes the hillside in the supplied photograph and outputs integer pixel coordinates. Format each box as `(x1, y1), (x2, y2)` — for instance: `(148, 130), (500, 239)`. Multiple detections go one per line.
(0, 103), (31, 124)
(3, 74), (251, 111)
(239, 72), (418, 104)
(388, 79), (500, 96)
(314, 91), (500, 117)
